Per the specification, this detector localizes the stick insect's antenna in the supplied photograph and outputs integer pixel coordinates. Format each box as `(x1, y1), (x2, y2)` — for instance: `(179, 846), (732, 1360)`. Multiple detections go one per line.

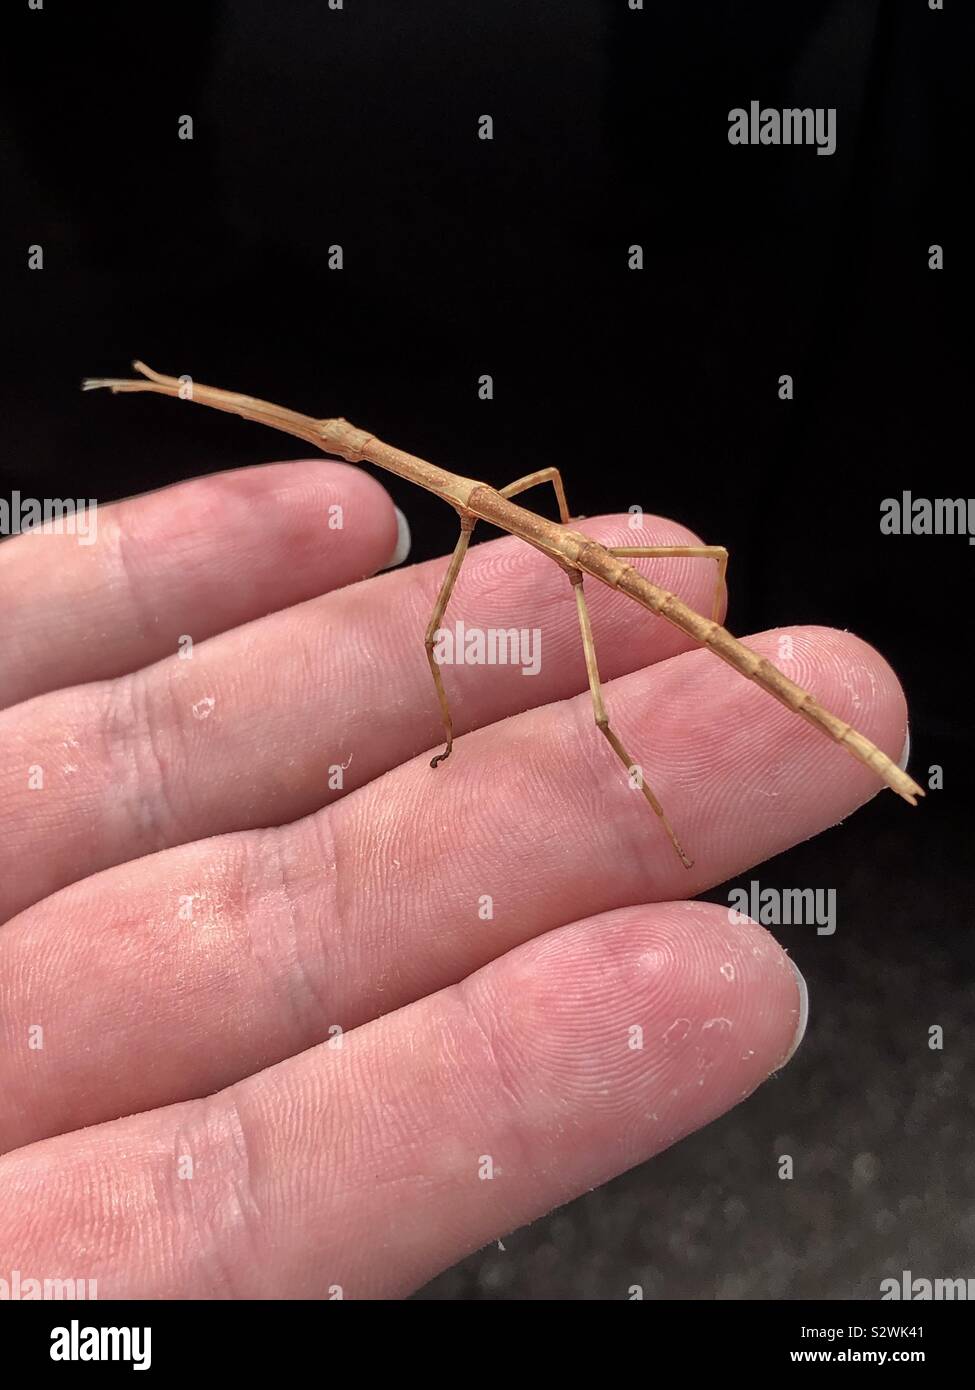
(82, 360), (173, 393)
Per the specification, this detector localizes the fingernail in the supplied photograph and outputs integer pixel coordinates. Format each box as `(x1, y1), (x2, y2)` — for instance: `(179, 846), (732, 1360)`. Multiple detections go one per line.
(379, 506), (411, 571)
(781, 959), (809, 1065)
(898, 722), (911, 772)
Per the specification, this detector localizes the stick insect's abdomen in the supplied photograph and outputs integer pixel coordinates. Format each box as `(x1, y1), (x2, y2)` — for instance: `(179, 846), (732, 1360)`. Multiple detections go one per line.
(581, 546), (924, 807)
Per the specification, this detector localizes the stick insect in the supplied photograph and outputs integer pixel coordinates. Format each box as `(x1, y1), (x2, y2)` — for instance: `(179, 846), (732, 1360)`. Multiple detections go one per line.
(83, 362), (924, 867)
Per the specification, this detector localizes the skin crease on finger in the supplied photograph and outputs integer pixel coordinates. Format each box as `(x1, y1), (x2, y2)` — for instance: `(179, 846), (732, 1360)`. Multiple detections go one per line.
(0, 460), (404, 710)
(0, 902), (804, 1299)
(0, 514), (721, 924)
(0, 625), (906, 1152)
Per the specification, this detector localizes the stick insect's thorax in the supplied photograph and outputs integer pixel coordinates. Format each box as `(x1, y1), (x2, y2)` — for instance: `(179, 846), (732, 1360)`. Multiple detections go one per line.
(466, 484), (630, 583)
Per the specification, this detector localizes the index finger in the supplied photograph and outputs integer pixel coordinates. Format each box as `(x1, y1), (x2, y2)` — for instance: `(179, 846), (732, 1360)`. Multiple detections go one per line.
(0, 459), (406, 708)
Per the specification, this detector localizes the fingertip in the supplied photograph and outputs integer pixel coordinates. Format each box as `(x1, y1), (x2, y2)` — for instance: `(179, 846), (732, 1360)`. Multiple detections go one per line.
(379, 506), (412, 571)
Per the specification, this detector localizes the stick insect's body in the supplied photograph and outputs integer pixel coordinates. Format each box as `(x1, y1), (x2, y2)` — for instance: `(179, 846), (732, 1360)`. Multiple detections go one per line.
(83, 362), (923, 867)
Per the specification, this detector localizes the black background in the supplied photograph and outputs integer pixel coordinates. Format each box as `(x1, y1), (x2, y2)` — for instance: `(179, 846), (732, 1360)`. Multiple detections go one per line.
(1, 1), (971, 1299)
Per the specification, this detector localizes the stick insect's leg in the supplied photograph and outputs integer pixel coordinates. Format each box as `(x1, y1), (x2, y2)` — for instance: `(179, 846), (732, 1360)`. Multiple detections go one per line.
(570, 571), (694, 869)
(425, 515), (477, 769)
(500, 466), (572, 523)
(426, 467), (567, 772)
(608, 545), (729, 623)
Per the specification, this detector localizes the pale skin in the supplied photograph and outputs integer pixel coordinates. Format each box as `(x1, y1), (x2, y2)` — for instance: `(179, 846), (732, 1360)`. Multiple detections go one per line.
(0, 389), (913, 1296)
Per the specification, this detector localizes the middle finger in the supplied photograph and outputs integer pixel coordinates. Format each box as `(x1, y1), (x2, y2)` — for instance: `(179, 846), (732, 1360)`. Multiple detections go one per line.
(0, 624), (906, 1152)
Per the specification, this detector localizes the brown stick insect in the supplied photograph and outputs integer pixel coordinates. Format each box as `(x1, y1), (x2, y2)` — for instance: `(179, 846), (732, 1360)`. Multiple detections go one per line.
(83, 362), (923, 867)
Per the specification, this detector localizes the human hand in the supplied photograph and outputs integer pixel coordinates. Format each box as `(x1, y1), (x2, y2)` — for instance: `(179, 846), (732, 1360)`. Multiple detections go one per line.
(0, 459), (908, 1297)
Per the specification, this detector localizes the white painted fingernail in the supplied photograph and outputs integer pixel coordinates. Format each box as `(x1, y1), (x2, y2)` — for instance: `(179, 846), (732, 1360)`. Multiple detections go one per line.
(781, 959), (809, 1065)
(379, 506), (411, 571)
(898, 722), (911, 772)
